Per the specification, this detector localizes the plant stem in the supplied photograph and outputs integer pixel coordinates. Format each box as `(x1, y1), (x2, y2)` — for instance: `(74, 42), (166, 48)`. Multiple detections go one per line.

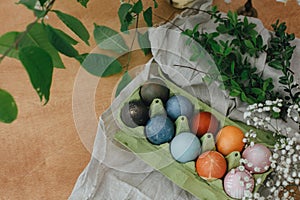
(152, 12), (185, 32)
(124, 14), (140, 71)
(0, 0), (56, 63)
(0, 18), (39, 63)
(173, 64), (214, 76)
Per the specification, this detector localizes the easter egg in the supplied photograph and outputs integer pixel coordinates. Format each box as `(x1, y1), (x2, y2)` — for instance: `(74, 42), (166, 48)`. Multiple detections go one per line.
(192, 111), (219, 137)
(223, 168), (255, 199)
(242, 144), (272, 173)
(195, 151), (227, 180)
(216, 125), (245, 156)
(139, 78), (170, 106)
(145, 115), (175, 145)
(166, 95), (194, 121)
(120, 100), (149, 128)
(170, 132), (201, 163)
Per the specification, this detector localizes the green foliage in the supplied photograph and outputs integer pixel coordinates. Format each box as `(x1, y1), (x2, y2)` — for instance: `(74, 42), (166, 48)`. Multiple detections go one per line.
(115, 71), (132, 97)
(182, 7), (299, 120)
(19, 46), (53, 103)
(137, 31), (151, 55)
(45, 24), (79, 57)
(266, 20), (299, 104)
(39, 0), (47, 6)
(0, 89), (18, 123)
(132, 0), (143, 14)
(52, 10), (90, 45)
(17, 0), (39, 10)
(143, 7), (153, 27)
(153, 0), (158, 8)
(77, 0), (89, 7)
(0, 0), (156, 123)
(0, 32), (20, 59)
(17, 0), (49, 18)
(93, 24), (129, 54)
(183, 7), (278, 105)
(118, 3), (133, 32)
(81, 53), (122, 77)
(20, 23), (65, 68)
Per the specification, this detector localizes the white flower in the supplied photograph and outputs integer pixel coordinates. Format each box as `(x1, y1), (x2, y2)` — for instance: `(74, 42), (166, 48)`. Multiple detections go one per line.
(243, 111), (251, 119)
(272, 106), (281, 113)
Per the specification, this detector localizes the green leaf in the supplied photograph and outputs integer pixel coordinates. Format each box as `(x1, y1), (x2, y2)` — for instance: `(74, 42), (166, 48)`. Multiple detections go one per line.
(230, 79), (241, 90)
(216, 24), (228, 34)
(253, 170), (273, 193)
(256, 35), (263, 47)
(53, 10), (90, 45)
(251, 88), (263, 95)
(137, 31), (151, 55)
(53, 28), (78, 45)
(18, 23), (65, 68)
(224, 47), (232, 56)
(75, 53), (88, 64)
(77, 0), (89, 7)
(132, 0), (143, 14)
(218, 75), (229, 82)
(241, 92), (248, 102)
(263, 78), (272, 91)
(244, 40), (254, 49)
(118, 3), (133, 32)
(268, 60), (283, 70)
(153, 0), (158, 8)
(0, 89), (18, 123)
(203, 75), (213, 85)
(143, 7), (153, 27)
(211, 42), (221, 54)
(81, 53), (122, 77)
(93, 24), (129, 54)
(39, 0), (47, 6)
(0, 31), (20, 59)
(230, 62), (235, 74)
(229, 89), (241, 97)
(19, 46), (53, 104)
(240, 70), (249, 81)
(17, 0), (38, 10)
(45, 24), (79, 57)
(115, 71), (132, 97)
(279, 76), (288, 85)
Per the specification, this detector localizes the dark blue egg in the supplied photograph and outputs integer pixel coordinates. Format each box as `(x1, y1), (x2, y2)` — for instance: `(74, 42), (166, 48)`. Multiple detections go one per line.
(166, 95), (194, 121)
(145, 115), (175, 145)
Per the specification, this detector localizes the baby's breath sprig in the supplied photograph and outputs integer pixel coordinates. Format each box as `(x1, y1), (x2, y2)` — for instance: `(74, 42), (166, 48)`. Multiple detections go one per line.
(244, 99), (283, 133)
(243, 99), (300, 199)
(263, 135), (300, 199)
(287, 102), (300, 123)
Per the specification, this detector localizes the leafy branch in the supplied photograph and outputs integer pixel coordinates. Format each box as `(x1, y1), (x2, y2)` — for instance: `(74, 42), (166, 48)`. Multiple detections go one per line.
(266, 20), (299, 105)
(0, 0), (156, 123)
(180, 6), (300, 121)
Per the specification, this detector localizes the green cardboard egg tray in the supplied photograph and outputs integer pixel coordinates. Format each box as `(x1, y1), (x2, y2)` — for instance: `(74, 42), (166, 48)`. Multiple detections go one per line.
(114, 70), (276, 200)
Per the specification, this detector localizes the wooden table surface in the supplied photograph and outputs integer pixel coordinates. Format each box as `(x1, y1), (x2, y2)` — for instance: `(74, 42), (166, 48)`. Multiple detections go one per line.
(0, 0), (299, 199)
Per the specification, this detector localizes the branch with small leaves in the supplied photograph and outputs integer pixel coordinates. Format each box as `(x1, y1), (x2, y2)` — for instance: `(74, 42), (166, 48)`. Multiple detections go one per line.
(0, 0), (156, 123)
(182, 6), (298, 119)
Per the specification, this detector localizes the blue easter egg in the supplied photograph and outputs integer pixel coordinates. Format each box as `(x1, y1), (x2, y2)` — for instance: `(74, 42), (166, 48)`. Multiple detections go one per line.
(166, 95), (194, 121)
(145, 115), (175, 145)
(170, 132), (201, 163)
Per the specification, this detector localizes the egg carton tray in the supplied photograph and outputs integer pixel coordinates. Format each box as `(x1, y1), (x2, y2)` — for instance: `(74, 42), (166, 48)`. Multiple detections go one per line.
(114, 68), (276, 200)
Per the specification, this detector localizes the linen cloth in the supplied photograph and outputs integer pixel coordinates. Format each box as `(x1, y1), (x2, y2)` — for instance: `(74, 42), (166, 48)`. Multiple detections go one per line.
(69, 0), (300, 199)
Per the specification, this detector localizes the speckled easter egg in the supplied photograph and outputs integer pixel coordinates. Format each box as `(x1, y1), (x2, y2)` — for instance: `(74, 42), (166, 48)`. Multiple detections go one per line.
(223, 168), (255, 199)
(242, 143), (272, 173)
